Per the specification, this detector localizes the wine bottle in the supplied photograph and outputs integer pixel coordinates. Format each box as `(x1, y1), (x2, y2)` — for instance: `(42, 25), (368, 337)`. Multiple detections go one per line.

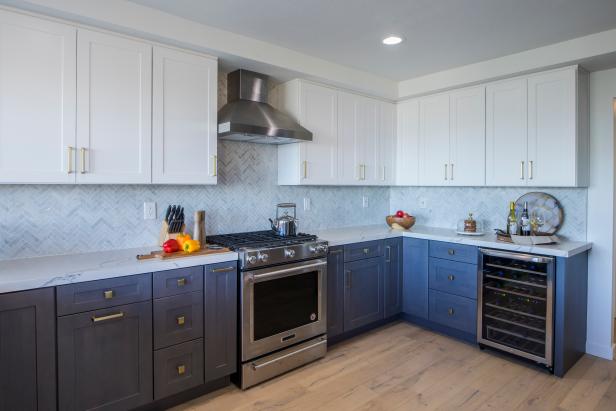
(521, 201), (531, 236)
(507, 201), (518, 235)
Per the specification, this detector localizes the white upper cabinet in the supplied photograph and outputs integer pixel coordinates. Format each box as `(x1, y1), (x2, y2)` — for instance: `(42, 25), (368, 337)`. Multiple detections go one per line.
(396, 99), (420, 185)
(527, 68), (588, 187)
(418, 93), (450, 186)
(449, 86), (486, 186)
(276, 80), (338, 185)
(486, 77), (528, 186)
(0, 11), (76, 183)
(152, 46), (217, 184)
(378, 101), (396, 185)
(76, 29), (152, 184)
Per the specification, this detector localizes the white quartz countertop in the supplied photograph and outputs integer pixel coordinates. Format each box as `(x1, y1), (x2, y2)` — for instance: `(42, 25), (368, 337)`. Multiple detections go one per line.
(0, 246), (238, 294)
(316, 224), (592, 258)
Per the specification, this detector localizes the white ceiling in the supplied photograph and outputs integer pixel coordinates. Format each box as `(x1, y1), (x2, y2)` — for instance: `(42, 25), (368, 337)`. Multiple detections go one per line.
(129, 0), (616, 81)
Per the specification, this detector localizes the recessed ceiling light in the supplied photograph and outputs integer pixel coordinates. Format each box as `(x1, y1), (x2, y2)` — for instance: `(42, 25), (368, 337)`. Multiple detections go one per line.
(382, 36), (403, 45)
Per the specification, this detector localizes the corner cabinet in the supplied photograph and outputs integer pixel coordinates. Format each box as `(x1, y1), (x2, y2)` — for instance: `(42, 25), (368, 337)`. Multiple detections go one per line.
(0, 288), (56, 411)
(384, 238), (403, 317)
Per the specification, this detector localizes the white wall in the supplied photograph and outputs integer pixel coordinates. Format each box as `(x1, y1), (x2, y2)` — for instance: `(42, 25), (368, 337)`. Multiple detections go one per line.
(586, 68), (616, 359)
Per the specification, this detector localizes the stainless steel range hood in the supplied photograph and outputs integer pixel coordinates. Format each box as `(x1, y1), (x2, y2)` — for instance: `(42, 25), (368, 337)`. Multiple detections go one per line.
(218, 69), (312, 144)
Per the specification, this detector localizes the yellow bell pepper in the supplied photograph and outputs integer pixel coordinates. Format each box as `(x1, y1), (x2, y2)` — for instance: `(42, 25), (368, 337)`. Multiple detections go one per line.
(183, 239), (201, 253)
(176, 233), (191, 249)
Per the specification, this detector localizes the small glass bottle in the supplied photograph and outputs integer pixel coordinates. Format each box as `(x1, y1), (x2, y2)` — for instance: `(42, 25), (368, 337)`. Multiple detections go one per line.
(520, 201), (531, 236)
(507, 201), (518, 235)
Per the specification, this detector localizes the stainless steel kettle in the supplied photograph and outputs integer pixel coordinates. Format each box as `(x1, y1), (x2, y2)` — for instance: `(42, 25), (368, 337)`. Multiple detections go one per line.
(269, 203), (298, 237)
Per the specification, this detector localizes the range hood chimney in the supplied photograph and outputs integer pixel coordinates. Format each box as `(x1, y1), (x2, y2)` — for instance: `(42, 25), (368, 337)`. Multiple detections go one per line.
(217, 69), (312, 144)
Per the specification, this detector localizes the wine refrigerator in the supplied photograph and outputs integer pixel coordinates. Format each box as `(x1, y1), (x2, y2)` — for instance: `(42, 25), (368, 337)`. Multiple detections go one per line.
(477, 248), (554, 370)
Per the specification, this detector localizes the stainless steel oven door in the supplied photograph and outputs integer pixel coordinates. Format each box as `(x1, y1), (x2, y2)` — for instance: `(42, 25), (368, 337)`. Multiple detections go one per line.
(241, 258), (327, 362)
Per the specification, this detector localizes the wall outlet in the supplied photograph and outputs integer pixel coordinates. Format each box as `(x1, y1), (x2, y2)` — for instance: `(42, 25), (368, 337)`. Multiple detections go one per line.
(303, 197), (311, 211)
(143, 202), (157, 220)
(362, 196), (369, 208)
(419, 197), (428, 209)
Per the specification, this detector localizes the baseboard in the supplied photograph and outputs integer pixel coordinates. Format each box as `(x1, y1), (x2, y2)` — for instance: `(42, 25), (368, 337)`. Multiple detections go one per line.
(585, 340), (614, 360)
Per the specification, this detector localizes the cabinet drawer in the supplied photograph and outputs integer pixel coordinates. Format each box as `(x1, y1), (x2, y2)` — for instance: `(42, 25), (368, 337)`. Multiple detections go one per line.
(344, 240), (383, 262)
(57, 274), (151, 316)
(153, 266), (203, 298)
(154, 339), (204, 400)
(429, 241), (478, 264)
(428, 290), (477, 335)
(429, 258), (478, 299)
(154, 291), (203, 349)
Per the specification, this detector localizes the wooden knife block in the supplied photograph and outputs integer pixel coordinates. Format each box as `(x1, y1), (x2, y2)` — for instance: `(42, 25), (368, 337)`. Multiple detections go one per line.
(159, 221), (186, 246)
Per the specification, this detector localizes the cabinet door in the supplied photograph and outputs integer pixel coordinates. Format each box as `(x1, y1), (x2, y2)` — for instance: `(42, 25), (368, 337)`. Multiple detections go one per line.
(0, 11), (76, 183)
(326, 247), (345, 338)
(418, 93), (450, 186)
(402, 238), (429, 320)
(378, 101), (396, 185)
(0, 288), (56, 411)
(76, 29), (152, 183)
(153, 46), (217, 184)
(527, 68), (577, 187)
(343, 257), (384, 331)
(204, 263), (237, 382)
(384, 238), (403, 318)
(486, 78), (528, 186)
(396, 99), (420, 185)
(298, 82), (338, 184)
(58, 301), (153, 411)
(361, 97), (380, 185)
(449, 86), (486, 186)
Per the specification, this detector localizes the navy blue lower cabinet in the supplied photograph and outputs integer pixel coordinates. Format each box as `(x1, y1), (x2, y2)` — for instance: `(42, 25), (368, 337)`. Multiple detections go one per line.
(343, 257), (384, 332)
(428, 257), (478, 300)
(402, 238), (429, 320)
(428, 290), (477, 335)
(0, 288), (56, 411)
(327, 247), (345, 338)
(384, 238), (403, 318)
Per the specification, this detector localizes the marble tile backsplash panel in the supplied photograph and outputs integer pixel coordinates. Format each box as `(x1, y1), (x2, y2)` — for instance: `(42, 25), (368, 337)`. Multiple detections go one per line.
(390, 186), (587, 240)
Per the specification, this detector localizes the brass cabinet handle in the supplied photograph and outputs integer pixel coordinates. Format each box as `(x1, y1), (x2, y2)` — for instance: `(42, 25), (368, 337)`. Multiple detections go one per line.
(303, 160), (308, 179)
(447, 308), (454, 316)
(177, 365), (186, 375)
(92, 312), (124, 323)
(385, 245), (391, 263)
(444, 164), (448, 180)
(450, 163), (454, 180)
(176, 315), (185, 326)
(520, 161), (524, 180)
(447, 249), (455, 255)
(67, 146), (74, 174)
(103, 290), (114, 299)
(447, 274), (455, 281)
(528, 160), (533, 180)
(212, 266), (235, 273)
(177, 278), (186, 287)
(381, 166), (386, 181)
(80, 147), (87, 174)
(212, 155), (218, 177)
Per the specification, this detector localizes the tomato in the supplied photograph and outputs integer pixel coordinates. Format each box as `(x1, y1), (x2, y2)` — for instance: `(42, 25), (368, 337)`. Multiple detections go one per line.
(395, 210), (405, 218)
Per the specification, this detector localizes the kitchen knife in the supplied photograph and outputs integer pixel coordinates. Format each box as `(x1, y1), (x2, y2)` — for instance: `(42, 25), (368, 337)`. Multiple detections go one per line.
(164, 205), (172, 223)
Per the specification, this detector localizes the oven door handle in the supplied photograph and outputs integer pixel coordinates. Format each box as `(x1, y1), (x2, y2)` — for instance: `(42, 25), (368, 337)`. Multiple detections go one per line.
(250, 261), (327, 282)
(251, 339), (327, 370)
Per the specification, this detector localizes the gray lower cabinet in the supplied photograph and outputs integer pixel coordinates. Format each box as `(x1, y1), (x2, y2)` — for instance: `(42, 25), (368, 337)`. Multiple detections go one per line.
(57, 301), (153, 411)
(402, 238), (429, 319)
(326, 247), (345, 338)
(384, 238), (403, 318)
(154, 339), (204, 399)
(343, 257), (384, 332)
(0, 288), (56, 411)
(204, 262), (238, 382)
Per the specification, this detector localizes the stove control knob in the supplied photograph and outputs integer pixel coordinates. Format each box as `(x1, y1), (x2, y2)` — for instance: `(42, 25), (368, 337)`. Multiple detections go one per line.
(258, 253), (269, 263)
(284, 248), (296, 258)
(317, 244), (328, 253)
(246, 255), (257, 264)
(309, 245), (318, 254)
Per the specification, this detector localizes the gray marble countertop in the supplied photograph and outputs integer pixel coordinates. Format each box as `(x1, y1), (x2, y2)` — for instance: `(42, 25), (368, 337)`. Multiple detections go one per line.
(316, 224), (592, 258)
(0, 246), (238, 294)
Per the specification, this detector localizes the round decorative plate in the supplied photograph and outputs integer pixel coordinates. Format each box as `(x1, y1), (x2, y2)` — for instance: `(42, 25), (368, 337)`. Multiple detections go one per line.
(514, 192), (563, 235)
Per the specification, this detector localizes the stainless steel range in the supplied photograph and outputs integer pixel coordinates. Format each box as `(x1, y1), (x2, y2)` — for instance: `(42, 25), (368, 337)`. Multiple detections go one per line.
(206, 231), (328, 389)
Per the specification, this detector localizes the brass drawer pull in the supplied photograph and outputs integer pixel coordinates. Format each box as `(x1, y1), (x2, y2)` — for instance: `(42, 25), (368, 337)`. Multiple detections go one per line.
(213, 155), (218, 177)
(92, 312), (124, 323)
(103, 290), (114, 299)
(80, 147), (87, 174)
(176, 315), (185, 326)
(447, 249), (455, 255)
(177, 278), (186, 287)
(447, 308), (454, 316)
(67, 146), (74, 174)
(212, 266), (235, 273)
(303, 160), (308, 179)
(177, 365), (186, 375)
(447, 274), (455, 281)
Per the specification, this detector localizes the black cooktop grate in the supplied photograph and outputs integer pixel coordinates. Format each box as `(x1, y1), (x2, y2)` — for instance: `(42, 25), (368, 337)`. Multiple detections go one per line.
(206, 230), (317, 250)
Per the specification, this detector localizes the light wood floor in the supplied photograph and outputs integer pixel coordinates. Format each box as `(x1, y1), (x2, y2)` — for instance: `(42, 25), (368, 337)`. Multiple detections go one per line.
(172, 321), (616, 411)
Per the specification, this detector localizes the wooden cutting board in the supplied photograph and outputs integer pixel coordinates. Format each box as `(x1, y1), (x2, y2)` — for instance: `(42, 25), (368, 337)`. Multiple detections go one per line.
(136, 246), (230, 261)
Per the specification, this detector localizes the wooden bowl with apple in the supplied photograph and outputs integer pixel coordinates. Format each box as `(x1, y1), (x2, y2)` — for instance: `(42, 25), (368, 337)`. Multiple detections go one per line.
(386, 210), (416, 230)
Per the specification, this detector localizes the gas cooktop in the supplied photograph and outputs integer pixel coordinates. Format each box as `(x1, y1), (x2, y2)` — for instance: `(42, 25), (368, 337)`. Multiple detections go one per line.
(206, 230), (318, 251)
